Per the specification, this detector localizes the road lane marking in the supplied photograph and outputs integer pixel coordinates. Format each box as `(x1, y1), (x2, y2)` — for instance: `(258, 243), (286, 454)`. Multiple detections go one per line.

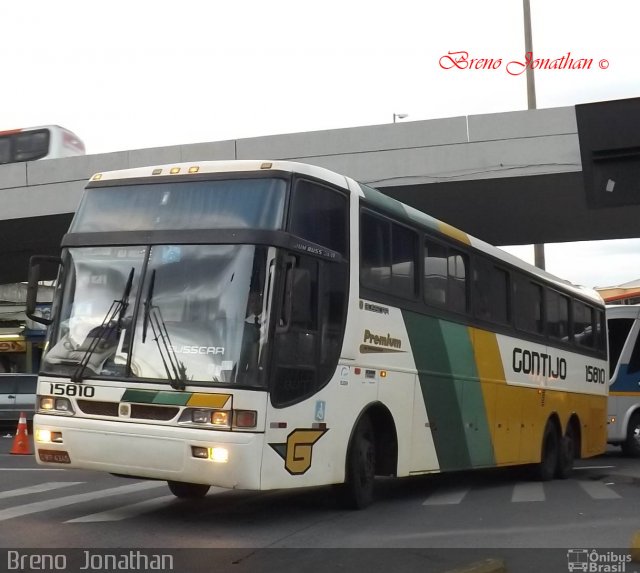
(0, 481), (166, 521)
(578, 480), (621, 500)
(66, 495), (176, 522)
(574, 465), (615, 470)
(422, 488), (469, 505)
(511, 482), (545, 502)
(0, 468), (68, 471)
(0, 482), (83, 500)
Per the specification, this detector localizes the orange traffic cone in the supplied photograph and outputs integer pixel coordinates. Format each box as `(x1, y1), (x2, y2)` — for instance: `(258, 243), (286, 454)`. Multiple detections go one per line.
(10, 412), (32, 455)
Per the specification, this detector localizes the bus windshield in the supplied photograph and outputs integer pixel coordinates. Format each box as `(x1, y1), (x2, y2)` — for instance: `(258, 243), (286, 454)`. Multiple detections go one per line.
(42, 244), (275, 388)
(70, 178), (287, 233)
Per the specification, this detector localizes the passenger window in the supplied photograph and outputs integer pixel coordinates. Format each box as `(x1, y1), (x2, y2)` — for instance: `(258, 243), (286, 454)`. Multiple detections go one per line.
(573, 301), (595, 348)
(547, 290), (570, 341)
(391, 224), (417, 298)
(360, 211), (418, 299)
(361, 212), (391, 292)
(424, 239), (468, 313)
(514, 277), (543, 334)
(424, 241), (448, 307)
(449, 252), (468, 313)
(473, 258), (509, 324)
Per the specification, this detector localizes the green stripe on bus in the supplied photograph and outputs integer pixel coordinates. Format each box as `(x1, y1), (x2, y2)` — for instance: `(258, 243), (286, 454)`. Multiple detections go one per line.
(121, 389), (191, 406)
(121, 389), (158, 403)
(439, 322), (494, 467)
(403, 311), (471, 471)
(153, 392), (191, 406)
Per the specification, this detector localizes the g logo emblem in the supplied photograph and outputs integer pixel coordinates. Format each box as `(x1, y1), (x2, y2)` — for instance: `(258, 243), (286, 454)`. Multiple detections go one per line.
(270, 428), (328, 475)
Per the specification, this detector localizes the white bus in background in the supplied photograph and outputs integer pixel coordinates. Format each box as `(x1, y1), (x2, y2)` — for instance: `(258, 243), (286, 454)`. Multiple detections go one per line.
(606, 304), (640, 456)
(0, 125), (85, 165)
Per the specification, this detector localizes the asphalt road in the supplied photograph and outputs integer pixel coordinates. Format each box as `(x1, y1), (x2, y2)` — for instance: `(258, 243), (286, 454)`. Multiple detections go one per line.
(1, 428), (639, 573)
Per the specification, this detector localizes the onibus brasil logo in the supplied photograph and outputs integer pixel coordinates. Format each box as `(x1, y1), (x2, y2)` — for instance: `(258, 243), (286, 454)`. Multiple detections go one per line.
(567, 549), (632, 572)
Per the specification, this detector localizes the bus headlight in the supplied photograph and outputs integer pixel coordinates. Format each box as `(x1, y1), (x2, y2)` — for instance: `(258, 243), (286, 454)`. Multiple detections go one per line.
(191, 410), (211, 424)
(211, 410), (230, 427)
(179, 408), (257, 430)
(38, 396), (75, 415)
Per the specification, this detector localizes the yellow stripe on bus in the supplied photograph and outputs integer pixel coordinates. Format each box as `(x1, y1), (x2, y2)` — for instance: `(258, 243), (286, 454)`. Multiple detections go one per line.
(469, 328), (515, 465)
(438, 222), (471, 245)
(187, 393), (232, 408)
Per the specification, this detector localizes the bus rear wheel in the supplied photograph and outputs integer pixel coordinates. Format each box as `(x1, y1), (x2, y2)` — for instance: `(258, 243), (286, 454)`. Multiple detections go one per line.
(167, 481), (210, 498)
(556, 425), (576, 479)
(621, 411), (640, 457)
(537, 422), (559, 481)
(338, 417), (376, 509)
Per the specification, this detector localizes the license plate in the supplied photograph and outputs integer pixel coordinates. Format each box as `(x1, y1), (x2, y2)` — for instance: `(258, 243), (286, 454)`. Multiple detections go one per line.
(38, 449), (71, 464)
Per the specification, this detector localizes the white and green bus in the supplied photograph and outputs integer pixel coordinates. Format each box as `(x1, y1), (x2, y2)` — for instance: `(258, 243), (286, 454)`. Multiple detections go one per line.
(28, 160), (608, 508)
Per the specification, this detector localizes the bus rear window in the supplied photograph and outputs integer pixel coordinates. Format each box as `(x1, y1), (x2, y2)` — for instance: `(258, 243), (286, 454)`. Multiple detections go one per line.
(0, 128), (50, 164)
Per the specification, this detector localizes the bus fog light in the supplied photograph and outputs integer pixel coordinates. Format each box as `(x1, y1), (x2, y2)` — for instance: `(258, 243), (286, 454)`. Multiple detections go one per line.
(191, 446), (209, 459)
(211, 447), (228, 463)
(211, 410), (230, 427)
(36, 429), (52, 443)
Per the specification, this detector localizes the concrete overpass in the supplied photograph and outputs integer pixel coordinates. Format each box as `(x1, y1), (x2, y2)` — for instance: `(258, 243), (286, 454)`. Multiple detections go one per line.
(1, 97), (639, 284)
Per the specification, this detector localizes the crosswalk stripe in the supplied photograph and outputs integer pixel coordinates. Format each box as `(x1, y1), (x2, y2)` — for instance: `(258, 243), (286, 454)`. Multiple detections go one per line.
(422, 488), (469, 505)
(511, 482), (545, 502)
(0, 481), (166, 521)
(0, 482), (83, 500)
(578, 480), (621, 500)
(66, 495), (176, 523)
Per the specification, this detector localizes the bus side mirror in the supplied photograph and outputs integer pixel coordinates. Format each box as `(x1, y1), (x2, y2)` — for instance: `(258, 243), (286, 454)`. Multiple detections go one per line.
(26, 255), (61, 326)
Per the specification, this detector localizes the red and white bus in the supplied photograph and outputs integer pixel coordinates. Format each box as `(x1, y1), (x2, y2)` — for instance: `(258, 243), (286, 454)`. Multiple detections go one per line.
(0, 125), (85, 165)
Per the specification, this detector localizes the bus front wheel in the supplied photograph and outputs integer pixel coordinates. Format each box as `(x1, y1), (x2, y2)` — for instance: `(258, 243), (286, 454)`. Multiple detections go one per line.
(167, 481), (210, 498)
(338, 416), (376, 509)
(621, 411), (640, 457)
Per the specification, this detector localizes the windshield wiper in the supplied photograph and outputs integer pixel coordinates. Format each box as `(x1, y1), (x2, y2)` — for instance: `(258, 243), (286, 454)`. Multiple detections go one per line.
(142, 269), (156, 344)
(71, 267), (135, 383)
(142, 269), (187, 390)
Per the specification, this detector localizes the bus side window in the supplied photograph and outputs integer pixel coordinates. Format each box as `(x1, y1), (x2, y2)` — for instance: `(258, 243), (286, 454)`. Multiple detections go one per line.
(424, 240), (448, 307)
(626, 325), (640, 375)
(513, 276), (543, 334)
(573, 301), (595, 348)
(546, 289), (570, 341)
(473, 258), (509, 324)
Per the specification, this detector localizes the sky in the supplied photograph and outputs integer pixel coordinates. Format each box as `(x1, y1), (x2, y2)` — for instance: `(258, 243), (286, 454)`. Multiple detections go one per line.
(3, 0), (640, 289)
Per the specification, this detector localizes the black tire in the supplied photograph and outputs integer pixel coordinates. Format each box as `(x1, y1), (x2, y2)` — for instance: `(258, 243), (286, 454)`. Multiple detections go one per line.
(556, 425), (576, 479)
(338, 417), (376, 509)
(537, 422), (559, 481)
(167, 481), (210, 498)
(621, 411), (640, 457)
